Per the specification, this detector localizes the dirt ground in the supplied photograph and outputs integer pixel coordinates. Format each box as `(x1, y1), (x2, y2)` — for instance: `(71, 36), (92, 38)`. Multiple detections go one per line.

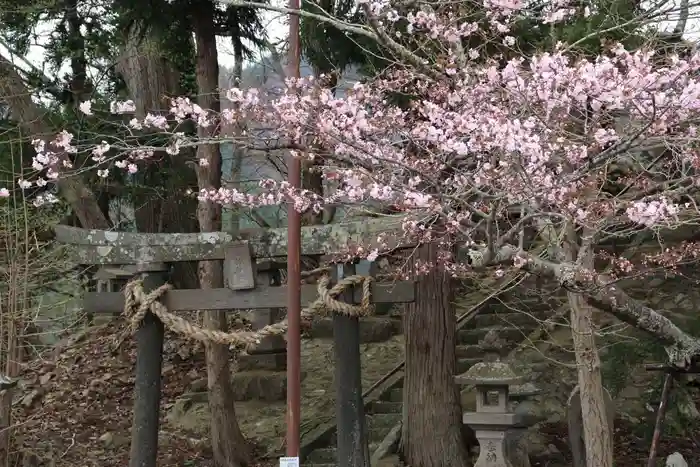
(9, 321), (403, 466)
(7, 320), (700, 466)
(537, 419), (700, 466)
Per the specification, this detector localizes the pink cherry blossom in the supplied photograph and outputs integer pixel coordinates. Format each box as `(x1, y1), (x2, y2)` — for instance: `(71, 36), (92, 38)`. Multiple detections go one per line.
(79, 101), (93, 115)
(17, 2), (700, 277)
(110, 100), (136, 114)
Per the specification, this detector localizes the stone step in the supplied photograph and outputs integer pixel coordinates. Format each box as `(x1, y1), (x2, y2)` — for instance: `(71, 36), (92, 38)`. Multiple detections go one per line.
(370, 412), (401, 433)
(327, 413), (402, 446)
(305, 447), (337, 464)
(456, 357), (481, 375)
(458, 327), (533, 345)
(369, 413), (401, 443)
(307, 317), (401, 343)
(374, 302), (396, 316)
(305, 442), (380, 464)
(230, 370), (288, 402)
(472, 311), (547, 328)
(455, 342), (517, 360)
(381, 387), (403, 403)
(237, 351), (286, 372)
(456, 295), (553, 315)
(367, 400), (402, 414)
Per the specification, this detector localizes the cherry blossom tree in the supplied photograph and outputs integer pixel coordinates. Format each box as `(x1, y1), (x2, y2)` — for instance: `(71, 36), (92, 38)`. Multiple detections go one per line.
(9, 0), (700, 464)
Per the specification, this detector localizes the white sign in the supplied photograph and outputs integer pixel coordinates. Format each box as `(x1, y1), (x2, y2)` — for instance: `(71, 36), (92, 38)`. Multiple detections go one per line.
(279, 457), (300, 467)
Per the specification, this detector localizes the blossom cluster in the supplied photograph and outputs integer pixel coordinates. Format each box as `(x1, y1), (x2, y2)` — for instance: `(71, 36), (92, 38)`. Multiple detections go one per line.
(626, 198), (680, 227)
(5, 1), (700, 277)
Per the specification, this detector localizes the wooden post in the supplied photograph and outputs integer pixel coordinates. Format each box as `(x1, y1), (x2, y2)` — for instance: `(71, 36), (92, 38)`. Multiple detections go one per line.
(240, 263), (287, 371)
(250, 264), (286, 354)
(129, 265), (168, 467)
(333, 262), (370, 467)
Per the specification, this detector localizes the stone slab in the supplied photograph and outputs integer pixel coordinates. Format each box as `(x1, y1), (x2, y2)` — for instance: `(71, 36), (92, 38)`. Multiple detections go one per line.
(237, 352), (287, 371)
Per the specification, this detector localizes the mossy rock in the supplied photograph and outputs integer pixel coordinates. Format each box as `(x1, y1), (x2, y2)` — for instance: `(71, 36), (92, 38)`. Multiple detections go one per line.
(231, 370), (294, 402)
(166, 397), (212, 434)
(308, 317), (400, 343)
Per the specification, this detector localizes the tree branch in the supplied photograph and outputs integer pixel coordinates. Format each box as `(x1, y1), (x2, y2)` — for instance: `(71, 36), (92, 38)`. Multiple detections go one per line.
(0, 35), (63, 99)
(0, 55), (111, 229)
(261, 37), (287, 80)
(461, 244), (700, 367)
(359, 3), (442, 80)
(220, 1), (376, 40)
(221, 0), (442, 80)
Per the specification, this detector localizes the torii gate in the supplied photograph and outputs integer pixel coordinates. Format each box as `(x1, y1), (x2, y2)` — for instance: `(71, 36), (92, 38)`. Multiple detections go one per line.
(54, 216), (416, 467)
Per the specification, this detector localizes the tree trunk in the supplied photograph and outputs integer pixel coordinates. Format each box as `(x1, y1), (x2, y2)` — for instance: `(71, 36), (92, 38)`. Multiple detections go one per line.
(0, 57), (110, 229)
(400, 242), (471, 467)
(302, 69), (337, 226)
(192, 3), (252, 466)
(115, 28), (181, 117)
(222, 32), (244, 235)
(66, 0), (90, 106)
(567, 293), (614, 466)
(232, 25), (244, 88)
(117, 26), (199, 289)
(565, 236), (613, 467)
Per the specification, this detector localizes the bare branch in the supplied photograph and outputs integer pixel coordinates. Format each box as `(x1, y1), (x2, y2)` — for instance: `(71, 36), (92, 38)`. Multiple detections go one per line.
(220, 0), (377, 39)
(462, 244), (700, 366)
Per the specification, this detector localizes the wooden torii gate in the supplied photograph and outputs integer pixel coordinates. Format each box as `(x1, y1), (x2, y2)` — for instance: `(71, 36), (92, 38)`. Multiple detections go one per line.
(54, 216), (415, 467)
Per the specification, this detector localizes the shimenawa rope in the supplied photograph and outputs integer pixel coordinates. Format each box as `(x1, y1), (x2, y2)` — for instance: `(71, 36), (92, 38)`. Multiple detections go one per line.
(121, 273), (374, 353)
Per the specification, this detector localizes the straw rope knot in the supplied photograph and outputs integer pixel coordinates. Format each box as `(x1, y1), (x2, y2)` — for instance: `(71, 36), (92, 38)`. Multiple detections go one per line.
(124, 281), (173, 333)
(121, 272), (374, 353)
(310, 273), (374, 317)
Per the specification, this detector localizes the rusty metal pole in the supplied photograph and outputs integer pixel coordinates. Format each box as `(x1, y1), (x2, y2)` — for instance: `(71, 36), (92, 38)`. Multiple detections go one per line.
(286, 0), (302, 459)
(647, 372), (674, 467)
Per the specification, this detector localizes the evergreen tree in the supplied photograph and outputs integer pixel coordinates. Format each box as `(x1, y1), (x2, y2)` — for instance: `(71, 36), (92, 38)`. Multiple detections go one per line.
(0, 2), (267, 466)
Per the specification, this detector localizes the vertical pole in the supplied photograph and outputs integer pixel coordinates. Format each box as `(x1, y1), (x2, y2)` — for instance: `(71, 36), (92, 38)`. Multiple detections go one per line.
(333, 262), (370, 467)
(286, 0), (302, 457)
(129, 268), (167, 467)
(646, 372), (674, 467)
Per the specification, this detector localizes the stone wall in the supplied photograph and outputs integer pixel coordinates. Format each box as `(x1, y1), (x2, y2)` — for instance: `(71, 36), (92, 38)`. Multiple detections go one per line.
(31, 278), (84, 346)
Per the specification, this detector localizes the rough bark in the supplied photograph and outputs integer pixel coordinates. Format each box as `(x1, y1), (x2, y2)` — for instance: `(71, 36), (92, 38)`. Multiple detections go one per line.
(117, 26), (199, 289)
(115, 28), (181, 117)
(0, 57), (110, 229)
(302, 70), (337, 226)
(400, 242), (471, 467)
(565, 235), (613, 467)
(232, 27), (244, 87)
(222, 33), (244, 234)
(66, 0), (90, 105)
(192, 3), (252, 466)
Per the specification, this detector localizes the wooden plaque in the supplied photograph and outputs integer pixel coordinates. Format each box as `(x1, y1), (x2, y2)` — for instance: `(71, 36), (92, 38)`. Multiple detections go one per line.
(224, 242), (256, 290)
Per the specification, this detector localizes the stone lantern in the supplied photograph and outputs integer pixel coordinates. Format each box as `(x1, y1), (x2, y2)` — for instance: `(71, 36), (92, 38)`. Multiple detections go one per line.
(456, 358), (524, 467)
